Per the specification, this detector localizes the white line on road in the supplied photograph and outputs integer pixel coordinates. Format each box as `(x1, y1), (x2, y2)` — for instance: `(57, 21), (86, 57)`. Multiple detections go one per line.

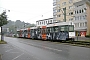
(3, 45), (10, 48)
(20, 41), (62, 52)
(5, 49), (14, 52)
(44, 47), (62, 52)
(10, 52), (19, 53)
(12, 53), (24, 60)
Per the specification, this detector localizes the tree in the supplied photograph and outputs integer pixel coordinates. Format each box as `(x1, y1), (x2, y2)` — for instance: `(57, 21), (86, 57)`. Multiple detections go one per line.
(0, 11), (8, 41)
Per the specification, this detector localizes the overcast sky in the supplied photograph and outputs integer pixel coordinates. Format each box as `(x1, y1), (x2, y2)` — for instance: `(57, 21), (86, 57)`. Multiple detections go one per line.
(0, 0), (53, 24)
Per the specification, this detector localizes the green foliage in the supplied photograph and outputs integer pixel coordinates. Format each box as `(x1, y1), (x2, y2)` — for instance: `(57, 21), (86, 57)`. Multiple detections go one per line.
(0, 11), (8, 27)
(85, 35), (90, 38)
(0, 40), (7, 44)
(3, 20), (36, 34)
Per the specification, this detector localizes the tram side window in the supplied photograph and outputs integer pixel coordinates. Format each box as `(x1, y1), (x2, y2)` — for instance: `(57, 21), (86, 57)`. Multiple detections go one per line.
(50, 28), (52, 33)
(17, 31), (20, 34)
(30, 30), (31, 34)
(60, 26), (68, 31)
(22, 30), (24, 34)
(53, 26), (59, 32)
(46, 27), (54, 33)
(51, 27), (54, 32)
(24, 30), (27, 34)
(46, 28), (50, 33)
(60, 26), (65, 31)
(37, 28), (41, 33)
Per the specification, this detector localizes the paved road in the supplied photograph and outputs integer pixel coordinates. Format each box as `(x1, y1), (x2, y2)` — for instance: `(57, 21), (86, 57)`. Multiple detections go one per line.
(0, 37), (90, 60)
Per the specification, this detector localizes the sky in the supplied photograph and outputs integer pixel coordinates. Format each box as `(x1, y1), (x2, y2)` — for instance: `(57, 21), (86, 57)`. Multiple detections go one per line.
(0, 0), (53, 24)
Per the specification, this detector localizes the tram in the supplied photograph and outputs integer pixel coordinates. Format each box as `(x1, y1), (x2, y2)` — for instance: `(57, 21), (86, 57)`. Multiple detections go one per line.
(17, 22), (75, 41)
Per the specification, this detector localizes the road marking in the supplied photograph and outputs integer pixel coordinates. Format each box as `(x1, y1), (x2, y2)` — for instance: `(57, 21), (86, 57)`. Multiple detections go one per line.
(12, 53), (24, 60)
(20, 41), (62, 52)
(10, 52), (19, 53)
(44, 47), (62, 52)
(3, 45), (10, 48)
(5, 49), (14, 52)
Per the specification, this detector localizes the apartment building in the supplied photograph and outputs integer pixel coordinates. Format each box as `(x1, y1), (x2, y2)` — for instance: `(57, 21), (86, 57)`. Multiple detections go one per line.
(36, 18), (53, 27)
(85, 0), (90, 36)
(73, 0), (88, 36)
(53, 0), (82, 22)
(53, 0), (90, 36)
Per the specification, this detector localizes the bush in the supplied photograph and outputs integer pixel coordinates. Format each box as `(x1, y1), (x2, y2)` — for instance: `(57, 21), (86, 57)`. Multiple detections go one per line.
(85, 35), (90, 38)
(0, 41), (7, 44)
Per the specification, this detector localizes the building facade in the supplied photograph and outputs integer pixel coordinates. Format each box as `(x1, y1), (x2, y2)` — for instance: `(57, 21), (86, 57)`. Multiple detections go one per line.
(36, 18), (53, 27)
(86, 0), (90, 36)
(53, 0), (90, 36)
(53, 0), (82, 22)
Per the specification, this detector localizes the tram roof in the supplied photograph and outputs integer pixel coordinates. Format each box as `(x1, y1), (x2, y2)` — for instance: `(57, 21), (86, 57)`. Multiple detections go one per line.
(46, 21), (74, 27)
(30, 27), (37, 29)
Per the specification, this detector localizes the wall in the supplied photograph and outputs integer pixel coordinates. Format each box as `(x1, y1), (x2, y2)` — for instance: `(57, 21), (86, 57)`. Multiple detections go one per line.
(86, 2), (90, 35)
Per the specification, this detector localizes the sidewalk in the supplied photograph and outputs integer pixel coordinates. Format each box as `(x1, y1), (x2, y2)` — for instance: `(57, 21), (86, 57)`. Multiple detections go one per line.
(75, 36), (90, 41)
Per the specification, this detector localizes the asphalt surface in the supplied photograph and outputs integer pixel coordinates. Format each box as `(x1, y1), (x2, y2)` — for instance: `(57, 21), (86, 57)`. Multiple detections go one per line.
(0, 37), (90, 60)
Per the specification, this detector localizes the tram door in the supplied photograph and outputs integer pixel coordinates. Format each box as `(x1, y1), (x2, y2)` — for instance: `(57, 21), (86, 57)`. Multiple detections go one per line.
(20, 30), (22, 37)
(41, 26), (47, 40)
(27, 28), (30, 38)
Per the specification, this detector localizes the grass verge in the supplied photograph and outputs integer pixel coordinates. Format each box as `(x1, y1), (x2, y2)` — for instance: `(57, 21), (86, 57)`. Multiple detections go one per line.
(0, 40), (7, 44)
(61, 40), (90, 48)
(0, 54), (2, 60)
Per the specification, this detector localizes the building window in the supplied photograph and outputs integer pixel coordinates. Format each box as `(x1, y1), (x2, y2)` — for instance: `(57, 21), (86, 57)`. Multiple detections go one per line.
(84, 8), (86, 12)
(69, 6), (73, 9)
(69, 18), (73, 21)
(40, 22), (41, 25)
(69, 12), (73, 15)
(78, 23), (80, 27)
(79, 10), (81, 13)
(42, 21), (43, 24)
(59, 14), (61, 17)
(38, 22), (39, 25)
(62, 2), (66, 5)
(50, 20), (52, 23)
(71, 12), (73, 15)
(57, 9), (60, 12)
(75, 16), (79, 20)
(77, 10), (79, 14)
(75, 23), (79, 27)
(53, 2), (56, 6)
(80, 16), (82, 20)
(83, 23), (84, 27)
(46, 21), (47, 24)
(57, 0), (60, 1)
(80, 23), (83, 27)
(69, 0), (73, 3)
(48, 20), (49, 24)
(75, 11), (76, 14)
(44, 21), (45, 25)
(57, 4), (60, 7)
(82, 9), (84, 13)
(57, 14), (61, 17)
(85, 22), (87, 27)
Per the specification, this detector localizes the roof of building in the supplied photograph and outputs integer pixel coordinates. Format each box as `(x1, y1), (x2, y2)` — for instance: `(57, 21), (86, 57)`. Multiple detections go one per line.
(36, 18), (53, 22)
(74, 0), (90, 6)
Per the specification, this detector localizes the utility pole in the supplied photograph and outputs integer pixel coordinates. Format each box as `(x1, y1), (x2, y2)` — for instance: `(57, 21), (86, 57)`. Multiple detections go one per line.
(63, 7), (66, 22)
